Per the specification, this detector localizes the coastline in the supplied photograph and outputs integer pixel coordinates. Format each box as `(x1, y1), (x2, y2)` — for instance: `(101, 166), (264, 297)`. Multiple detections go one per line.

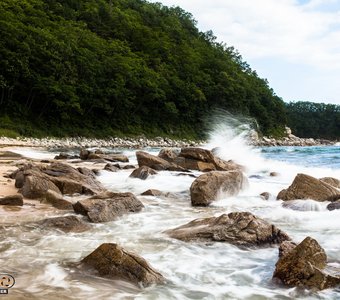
(0, 134), (336, 149)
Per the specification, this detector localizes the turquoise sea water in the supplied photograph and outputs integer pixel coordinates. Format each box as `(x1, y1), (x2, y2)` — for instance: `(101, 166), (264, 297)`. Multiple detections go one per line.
(261, 145), (340, 169)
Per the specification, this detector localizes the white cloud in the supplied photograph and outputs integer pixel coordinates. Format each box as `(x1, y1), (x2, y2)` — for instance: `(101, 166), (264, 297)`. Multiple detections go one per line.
(149, 0), (340, 70)
(148, 0), (340, 103)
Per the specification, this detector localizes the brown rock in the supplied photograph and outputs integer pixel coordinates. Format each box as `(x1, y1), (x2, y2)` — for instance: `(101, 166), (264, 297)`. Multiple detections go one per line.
(129, 166), (157, 180)
(0, 194), (23, 206)
(54, 153), (78, 160)
(104, 163), (119, 172)
(158, 148), (180, 162)
(141, 189), (162, 196)
(88, 153), (129, 163)
(81, 243), (165, 287)
(278, 240), (297, 257)
(320, 177), (340, 189)
(260, 192), (270, 200)
(20, 172), (62, 199)
(178, 147), (243, 172)
(73, 192), (144, 223)
(80, 149), (91, 160)
(165, 212), (290, 248)
(277, 173), (340, 202)
(136, 151), (184, 171)
(273, 237), (340, 290)
(270, 172), (279, 177)
(190, 170), (248, 206)
(17, 162), (105, 199)
(39, 215), (91, 233)
(42, 189), (73, 210)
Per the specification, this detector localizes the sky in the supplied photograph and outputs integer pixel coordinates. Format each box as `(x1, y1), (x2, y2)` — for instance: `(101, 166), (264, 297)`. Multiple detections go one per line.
(148, 0), (340, 105)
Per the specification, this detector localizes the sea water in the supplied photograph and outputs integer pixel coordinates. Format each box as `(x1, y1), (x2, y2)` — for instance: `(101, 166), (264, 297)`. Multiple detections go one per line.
(1, 129), (340, 299)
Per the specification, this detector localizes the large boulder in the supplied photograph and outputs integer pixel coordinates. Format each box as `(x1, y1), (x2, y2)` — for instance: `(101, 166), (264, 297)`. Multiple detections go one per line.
(129, 166), (157, 180)
(39, 215), (91, 233)
(177, 147), (243, 172)
(136, 151), (184, 171)
(81, 243), (165, 287)
(277, 174), (340, 202)
(17, 163), (106, 199)
(165, 212), (290, 248)
(190, 170), (248, 206)
(157, 147), (243, 172)
(73, 192), (144, 223)
(273, 237), (340, 290)
(320, 177), (340, 189)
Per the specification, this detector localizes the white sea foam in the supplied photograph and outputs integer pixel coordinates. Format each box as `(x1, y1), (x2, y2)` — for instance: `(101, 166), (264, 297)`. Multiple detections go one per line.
(2, 120), (340, 299)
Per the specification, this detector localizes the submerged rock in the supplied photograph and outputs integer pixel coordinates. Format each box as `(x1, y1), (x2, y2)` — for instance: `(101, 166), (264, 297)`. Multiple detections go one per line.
(165, 212), (290, 248)
(73, 192), (144, 223)
(129, 166), (157, 180)
(0, 194), (23, 206)
(81, 243), (165, 287)
(260, 192), (271, 200)
(281, 200), (323, 211)
(190, 170), (248, 206)
(327, 200), (340, 211)
(277, 173), (340, 202)
(273, 237), (340, 290)
(39, 215), (91, 233)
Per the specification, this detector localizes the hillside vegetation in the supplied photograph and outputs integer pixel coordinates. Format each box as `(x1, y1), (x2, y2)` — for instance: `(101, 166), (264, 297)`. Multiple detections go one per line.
(0, 0), (291, 138)
(286, 102), (340, 140)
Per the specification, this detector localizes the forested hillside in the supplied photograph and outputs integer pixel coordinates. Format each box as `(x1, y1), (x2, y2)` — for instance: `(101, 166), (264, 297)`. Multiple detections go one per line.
(0, 0), (288, 138)
(286, 102), (340, 140)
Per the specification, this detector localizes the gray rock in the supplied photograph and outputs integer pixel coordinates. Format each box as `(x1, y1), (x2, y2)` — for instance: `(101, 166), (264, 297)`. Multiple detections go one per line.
(327, 200), (340, 211)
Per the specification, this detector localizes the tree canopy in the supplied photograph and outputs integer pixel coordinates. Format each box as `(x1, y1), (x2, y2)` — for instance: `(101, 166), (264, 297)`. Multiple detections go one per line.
(0, 0), (288, 138)
(286, 101), (340, 140)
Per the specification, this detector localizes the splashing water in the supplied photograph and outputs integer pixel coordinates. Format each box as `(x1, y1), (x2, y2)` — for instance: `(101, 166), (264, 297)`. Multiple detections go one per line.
(3, 117), (340, 300)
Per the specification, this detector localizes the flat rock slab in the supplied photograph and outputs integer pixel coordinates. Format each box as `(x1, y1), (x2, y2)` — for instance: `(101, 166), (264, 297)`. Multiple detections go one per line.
(73, 192), (144, 222)
(273, 237), (340, 290)
(165, 212), (290, 248)
(81, 243), (165, 287)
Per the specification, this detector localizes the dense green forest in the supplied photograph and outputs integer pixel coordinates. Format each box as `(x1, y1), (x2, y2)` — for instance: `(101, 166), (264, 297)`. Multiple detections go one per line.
(0, 0), (289, 138)
(286, 102), (340, 140)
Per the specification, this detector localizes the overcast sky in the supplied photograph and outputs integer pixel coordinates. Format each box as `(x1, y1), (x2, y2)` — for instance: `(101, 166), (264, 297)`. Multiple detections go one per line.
(148, 0), (340, 105)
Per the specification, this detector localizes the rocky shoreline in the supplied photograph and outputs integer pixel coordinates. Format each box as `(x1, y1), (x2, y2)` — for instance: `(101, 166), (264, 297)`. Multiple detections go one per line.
(0, 145), (340, 293)
(0, 133), (337, 149)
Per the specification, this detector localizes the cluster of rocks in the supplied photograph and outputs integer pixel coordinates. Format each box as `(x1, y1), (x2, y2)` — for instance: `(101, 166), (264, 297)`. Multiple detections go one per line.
(1, 146), (340, 291)
(0, 136), (201, 149)
(252, 127), (335, 147)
